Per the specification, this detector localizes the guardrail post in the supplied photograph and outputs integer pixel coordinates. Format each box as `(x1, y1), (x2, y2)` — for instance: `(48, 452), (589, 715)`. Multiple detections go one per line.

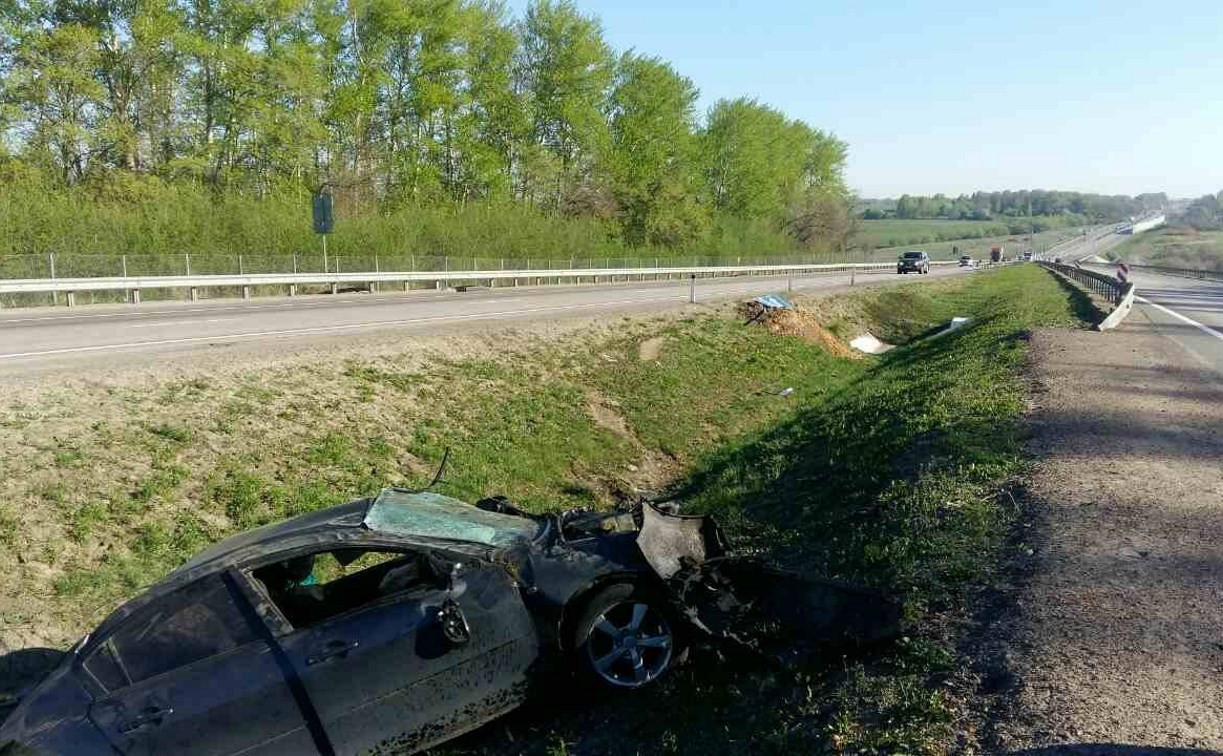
(330, 283), (338, 295)
(190, 287), (199, 302)
(65, 291), (75, 308)
(689, 274), (696, 304)
(242, 285), (251, 300)
(49, 252), (57, 306)
(131, 289), (141, 304)
(289, 284), (297, 297)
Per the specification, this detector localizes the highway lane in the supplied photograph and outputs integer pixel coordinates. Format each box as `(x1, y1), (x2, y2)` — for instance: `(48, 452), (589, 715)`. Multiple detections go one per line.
(1126, 268), (1223, 375)
(0, 266), (970, 374)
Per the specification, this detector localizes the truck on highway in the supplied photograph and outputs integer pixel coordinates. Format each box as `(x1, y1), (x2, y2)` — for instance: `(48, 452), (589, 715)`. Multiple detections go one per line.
(990, 245), (1004, 263)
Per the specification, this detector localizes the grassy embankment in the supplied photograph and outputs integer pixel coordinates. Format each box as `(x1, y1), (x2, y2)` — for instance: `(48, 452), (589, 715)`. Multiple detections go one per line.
(0, 265), (1089, 751)
(1108, 226), (1223, 271)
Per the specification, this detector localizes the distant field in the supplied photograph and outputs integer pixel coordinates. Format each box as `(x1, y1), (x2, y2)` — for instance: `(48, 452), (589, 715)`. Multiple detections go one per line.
(857, 217), (1080, 247)
(857, 219), (1011, 249)
(1109, 227), (1223, 271)
(855, 226), (1090, 263)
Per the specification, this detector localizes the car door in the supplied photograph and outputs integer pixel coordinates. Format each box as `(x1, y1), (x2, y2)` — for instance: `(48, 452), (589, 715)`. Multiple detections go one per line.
(85, 574), (318, 756)
(247, 548), (540, 755)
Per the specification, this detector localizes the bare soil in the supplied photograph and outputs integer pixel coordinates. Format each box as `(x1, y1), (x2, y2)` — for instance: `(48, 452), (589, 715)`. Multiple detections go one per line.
(986, 326), (1223, 752)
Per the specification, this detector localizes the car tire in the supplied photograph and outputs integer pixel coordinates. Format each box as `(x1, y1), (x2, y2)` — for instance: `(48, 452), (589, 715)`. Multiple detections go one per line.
(572, 583), (677, 691)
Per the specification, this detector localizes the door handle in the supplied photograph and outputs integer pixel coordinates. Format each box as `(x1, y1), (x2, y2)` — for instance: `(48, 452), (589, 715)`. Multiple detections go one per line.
(306, 639), (359, 666)
(118, 705), (173, 733)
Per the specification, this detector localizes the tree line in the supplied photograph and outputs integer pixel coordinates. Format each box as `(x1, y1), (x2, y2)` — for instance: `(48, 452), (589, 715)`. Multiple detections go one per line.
(1177, 191), (1223, 231)
(0, 0), (851, 254)
(860, 190), (1167, 222)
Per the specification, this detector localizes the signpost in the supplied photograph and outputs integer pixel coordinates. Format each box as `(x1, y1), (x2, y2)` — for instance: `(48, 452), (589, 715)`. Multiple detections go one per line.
(313, 191), (334, 272)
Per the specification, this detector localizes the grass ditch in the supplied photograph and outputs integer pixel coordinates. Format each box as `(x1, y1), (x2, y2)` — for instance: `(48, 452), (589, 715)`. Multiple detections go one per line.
(0, 266), (1087, 750)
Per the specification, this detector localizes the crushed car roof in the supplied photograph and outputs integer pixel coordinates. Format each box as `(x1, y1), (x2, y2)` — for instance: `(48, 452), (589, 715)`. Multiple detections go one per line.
(364, 489), (541, 547)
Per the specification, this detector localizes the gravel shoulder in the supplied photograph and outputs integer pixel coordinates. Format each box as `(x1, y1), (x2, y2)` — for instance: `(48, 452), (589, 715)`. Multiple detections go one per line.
(990, 324), (1223, 752)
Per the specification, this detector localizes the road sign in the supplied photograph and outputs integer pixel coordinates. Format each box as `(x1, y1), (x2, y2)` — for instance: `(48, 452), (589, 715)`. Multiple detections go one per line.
(312, 192), (334, 235)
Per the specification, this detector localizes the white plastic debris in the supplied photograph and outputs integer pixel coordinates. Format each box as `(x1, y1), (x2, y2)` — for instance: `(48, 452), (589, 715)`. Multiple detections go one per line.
(849, 333), (893, 354)
(778, 387), (795, 397)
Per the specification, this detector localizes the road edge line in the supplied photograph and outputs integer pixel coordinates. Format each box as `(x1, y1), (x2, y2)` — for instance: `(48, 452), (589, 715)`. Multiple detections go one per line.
(1135, 295), (1223, 343)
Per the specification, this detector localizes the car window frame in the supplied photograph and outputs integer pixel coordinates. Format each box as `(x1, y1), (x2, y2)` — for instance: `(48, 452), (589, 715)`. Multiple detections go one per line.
(77, 574), (266, 696)
(235, 542), (441, 637)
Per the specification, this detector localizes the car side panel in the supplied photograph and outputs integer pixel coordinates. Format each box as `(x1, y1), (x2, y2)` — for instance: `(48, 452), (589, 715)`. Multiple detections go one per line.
(87, 641), (315, 756)
(272, 563), (540, 755)
(0, 665), (113, 755)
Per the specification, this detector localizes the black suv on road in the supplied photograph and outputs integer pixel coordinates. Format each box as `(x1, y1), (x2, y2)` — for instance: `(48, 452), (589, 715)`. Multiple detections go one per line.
(897, 250), (930, 274)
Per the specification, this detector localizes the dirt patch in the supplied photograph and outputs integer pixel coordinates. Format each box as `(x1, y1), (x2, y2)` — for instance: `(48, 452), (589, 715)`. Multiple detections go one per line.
(738, 302), (859, 359)
(584, 389), (681, 495)
(638, 336), (666, 362)
(585, 390), (632, 437)
(983, 325), (1223, 750)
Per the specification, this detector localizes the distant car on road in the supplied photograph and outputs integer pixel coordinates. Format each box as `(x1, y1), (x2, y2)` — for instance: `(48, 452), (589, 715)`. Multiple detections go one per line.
(897, 250), (930, 274)
(1022, 251), (1033, 261)
(958, 254), (975, 267)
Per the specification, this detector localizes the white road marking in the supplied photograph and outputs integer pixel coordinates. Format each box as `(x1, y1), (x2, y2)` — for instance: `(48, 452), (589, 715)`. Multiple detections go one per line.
(127, 318), (237, 328)
(1136, 295), (1223, 343)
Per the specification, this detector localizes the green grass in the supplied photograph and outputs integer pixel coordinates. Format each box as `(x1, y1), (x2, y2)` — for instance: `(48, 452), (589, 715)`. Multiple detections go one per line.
(1109, 227), (1223, 271)
(4, 266), (1089, 752)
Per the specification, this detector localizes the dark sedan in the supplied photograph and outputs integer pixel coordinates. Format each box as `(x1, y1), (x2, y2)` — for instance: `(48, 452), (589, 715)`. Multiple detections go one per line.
(0, 489), (900, 755)
(0, 489), (696, 755)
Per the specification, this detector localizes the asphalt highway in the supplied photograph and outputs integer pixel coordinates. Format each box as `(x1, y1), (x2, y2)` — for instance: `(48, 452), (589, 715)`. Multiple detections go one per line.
(0, 266), (969, 376)
(1127, 269), (1223, 375)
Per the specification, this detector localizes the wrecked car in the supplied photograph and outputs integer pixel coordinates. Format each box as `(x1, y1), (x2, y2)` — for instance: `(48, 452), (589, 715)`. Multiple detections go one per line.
(0, 488), (900, 755)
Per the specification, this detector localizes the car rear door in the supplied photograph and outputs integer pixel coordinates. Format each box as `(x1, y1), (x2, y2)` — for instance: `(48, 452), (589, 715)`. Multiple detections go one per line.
(251, 553), (539, 755)
(85, 574), (317, 756)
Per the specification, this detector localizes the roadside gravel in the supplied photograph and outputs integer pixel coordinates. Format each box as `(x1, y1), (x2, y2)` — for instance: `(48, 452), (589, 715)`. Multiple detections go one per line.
(989, 325), (1223, 752)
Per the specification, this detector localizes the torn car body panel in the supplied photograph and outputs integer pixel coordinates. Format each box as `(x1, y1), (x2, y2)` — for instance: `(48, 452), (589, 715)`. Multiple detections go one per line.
(635, 503), (903, 648)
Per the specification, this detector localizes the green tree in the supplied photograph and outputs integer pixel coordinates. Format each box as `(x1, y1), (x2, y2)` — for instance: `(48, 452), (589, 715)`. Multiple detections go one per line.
(607, 52), (704, 246)
(517, 0), (613, 207)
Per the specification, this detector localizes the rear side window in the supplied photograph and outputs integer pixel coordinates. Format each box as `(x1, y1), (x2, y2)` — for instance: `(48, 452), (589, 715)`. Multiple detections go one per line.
(84, 577), (256, 691)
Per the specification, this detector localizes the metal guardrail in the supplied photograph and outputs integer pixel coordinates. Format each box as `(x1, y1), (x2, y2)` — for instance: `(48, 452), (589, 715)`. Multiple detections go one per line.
(1041, 262), (1128, 303)
(1039, 262), (1136, 331)
(1126, 264), (1223, 282)
(0, 260), (961, 307)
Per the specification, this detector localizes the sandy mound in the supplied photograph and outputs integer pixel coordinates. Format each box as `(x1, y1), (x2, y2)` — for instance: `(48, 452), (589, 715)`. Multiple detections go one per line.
(738, 301), (859, 359)
(638, 336), (665, 361)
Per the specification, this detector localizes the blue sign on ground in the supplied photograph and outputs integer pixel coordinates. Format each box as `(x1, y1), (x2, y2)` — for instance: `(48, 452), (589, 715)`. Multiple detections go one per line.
(754, 294), (793, 310)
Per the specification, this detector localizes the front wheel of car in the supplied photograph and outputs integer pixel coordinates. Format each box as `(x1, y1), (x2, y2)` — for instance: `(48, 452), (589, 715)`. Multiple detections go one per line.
(573, 583), (676, 691)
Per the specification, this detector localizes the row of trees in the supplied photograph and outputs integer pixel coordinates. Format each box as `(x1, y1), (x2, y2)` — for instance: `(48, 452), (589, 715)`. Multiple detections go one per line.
(860, 191), (1167, 222)
(0, 0), (851, 252)
(1178, 192), (1223, 230)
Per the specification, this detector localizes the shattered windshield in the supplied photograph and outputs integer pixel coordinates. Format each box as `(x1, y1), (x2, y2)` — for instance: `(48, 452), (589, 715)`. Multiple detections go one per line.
(363, 490), (540, 548)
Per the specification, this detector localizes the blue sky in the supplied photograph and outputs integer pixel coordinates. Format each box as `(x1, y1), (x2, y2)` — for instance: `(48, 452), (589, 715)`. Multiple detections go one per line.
(507, 0), (1223, 198)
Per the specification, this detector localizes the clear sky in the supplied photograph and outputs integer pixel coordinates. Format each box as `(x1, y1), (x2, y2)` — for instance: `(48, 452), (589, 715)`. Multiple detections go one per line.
(507, 0), (1223, 199)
